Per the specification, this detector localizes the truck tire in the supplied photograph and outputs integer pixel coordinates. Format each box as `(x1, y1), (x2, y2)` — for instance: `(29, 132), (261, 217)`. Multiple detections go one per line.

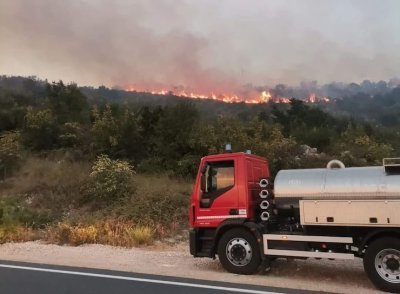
(363, 237), (400, 293)
(217, 228), (261, 275)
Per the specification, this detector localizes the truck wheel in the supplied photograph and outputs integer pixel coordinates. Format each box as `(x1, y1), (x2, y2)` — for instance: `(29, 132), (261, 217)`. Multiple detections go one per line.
(363, 237), (400, 293)
(217, 228), (261, 275)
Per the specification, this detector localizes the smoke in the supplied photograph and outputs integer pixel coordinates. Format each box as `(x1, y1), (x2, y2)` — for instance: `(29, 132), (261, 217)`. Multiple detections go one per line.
(0, 0), (399, 96)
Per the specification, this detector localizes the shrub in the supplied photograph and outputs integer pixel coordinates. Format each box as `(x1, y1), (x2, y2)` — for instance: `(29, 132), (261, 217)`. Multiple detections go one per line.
(51, 223), (73, 244)
(0, 226), (35, 244)
(88, 155), (135, 202)
(4, 156), (91, 213)
(0, 131), (24, 179)
(71, 225), (97, 245)
(127, 225), (154, 246)
(120, 174), (191, 234)
(175, 154), (201, 179)
(96, 220), (134, 246)
(47, 221), (154, 247)
(0, 198), (53, 229)
(47, 223), (97, 245)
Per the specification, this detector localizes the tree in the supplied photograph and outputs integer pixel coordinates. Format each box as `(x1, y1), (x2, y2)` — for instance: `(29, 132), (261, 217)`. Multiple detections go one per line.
(23, 108), (58, 150)
(333, 125), (393, 166)
(91, 105), (120, 155)
(88, 155), (135, 203)
(115, 105), (142, 159)
(0, 131), (24, 179)
(248, 121), (300, 175)
(156, 102), (199, 170)
(46, 82), (89, 124)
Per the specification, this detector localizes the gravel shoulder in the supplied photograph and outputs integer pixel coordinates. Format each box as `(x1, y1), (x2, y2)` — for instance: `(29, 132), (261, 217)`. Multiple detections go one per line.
(0, 241), (383, 294)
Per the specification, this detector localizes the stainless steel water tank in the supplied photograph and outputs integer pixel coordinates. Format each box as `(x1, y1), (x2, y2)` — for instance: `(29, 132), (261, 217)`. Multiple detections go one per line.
(274, 165), (400, 199)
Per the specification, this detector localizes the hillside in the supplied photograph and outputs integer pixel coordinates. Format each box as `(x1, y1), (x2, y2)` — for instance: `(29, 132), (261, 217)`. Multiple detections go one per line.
(0, 75), (399, 246)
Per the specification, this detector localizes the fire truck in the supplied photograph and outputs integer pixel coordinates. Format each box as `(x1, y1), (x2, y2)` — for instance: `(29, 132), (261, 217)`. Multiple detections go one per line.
(189, 150), (400, 292)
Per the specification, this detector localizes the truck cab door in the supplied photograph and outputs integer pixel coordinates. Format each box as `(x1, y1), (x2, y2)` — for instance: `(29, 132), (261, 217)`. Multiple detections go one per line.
(194, 159), (240, 227)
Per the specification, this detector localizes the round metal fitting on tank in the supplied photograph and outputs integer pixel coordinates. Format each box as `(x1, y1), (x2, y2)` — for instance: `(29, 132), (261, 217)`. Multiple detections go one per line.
(259, 189), (269, 198)
(260, 211), (270, 221)
(260, 200), (270, 210)
(326, 159), (345, 169)
(259, 179), (269, 188)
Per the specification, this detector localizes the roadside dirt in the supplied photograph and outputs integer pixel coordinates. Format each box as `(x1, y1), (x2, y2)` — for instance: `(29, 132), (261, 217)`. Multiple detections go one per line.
(0, 241), (383, 294)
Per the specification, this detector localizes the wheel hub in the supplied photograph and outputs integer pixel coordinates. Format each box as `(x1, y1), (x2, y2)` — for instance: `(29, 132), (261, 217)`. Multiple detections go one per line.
(375, 249), (400, 283)
(226, 238), (252, 267)
(231, 244), (246, 261)
(386, 258), (400, 271)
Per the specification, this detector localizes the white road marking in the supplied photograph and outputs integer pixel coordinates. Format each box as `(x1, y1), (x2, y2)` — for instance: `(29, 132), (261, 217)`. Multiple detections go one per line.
(0, 263), (284, 294)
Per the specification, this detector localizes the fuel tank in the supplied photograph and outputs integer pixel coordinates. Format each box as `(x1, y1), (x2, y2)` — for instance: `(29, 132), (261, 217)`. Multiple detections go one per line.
(274, 161), (400, 200)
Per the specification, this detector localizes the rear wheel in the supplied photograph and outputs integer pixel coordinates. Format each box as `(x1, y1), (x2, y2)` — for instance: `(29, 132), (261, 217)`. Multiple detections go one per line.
(217, 228), (261, 275)
(363, 237), (400, 293)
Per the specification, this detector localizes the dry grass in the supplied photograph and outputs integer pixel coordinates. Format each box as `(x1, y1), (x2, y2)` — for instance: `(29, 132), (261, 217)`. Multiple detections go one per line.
(121, 174), (192, 230)
(4, 156), (90, 212)
(47, 223), (99, 246)
(0, 156), (193, 247)
(127, 226), (155, 246)
(46, 221), (156, 247)
(0, 226), (36, 244)
(96, 220), (135, 246)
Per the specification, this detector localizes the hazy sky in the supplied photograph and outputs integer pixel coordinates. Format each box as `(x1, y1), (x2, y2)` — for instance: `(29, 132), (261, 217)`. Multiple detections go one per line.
(1, 0), (399, 92)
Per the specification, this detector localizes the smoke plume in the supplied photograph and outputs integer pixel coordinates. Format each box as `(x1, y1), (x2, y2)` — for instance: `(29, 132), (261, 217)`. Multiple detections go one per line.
(1, 0), (399, 98)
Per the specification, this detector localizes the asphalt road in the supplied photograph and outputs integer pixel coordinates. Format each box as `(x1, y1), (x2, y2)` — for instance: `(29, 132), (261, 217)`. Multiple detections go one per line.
(0, 260), (327, 294)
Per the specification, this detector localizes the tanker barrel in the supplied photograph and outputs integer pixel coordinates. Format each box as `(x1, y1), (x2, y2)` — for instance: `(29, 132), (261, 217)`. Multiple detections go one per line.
(274, 160), (400, 200)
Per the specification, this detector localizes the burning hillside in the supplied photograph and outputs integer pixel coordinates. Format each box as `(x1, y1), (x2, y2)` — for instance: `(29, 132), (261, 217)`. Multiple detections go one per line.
(124, 85), (330, 104)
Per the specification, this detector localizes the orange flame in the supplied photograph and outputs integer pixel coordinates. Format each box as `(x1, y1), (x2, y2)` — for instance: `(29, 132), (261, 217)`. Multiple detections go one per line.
(307, 93), (330, 103)
(125, 85), (329, 104)
(125, 86), (278, 103)
(308, 93), (316, 103)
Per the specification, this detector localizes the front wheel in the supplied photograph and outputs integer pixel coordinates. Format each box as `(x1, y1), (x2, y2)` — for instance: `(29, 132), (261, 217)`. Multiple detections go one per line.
(363, 237), (400, 293)
(217, 228), (261, 275)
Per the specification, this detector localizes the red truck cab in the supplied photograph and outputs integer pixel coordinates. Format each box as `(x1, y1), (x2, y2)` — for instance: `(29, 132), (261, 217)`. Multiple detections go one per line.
(190, 152), (269, 228)
(189, 152), (270, 257)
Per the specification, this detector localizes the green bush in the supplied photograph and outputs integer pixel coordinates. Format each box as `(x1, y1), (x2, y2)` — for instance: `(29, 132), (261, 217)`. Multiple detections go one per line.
(88, 155), (135, 202)
(4, 156), (91, 213)
(0, 131), (24, 179)
(0, 198), (53, 229)
(121, 174), (191, 228)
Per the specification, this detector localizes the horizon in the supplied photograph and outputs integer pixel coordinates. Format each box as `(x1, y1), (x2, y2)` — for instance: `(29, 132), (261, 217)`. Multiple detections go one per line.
(1, 0), (400, 100)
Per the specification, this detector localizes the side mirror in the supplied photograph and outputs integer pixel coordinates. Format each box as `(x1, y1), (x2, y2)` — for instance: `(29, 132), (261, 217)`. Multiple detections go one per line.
(200, 163), (210, 192)
(201, 174), (207, 192)
(201, 163), (208, 174)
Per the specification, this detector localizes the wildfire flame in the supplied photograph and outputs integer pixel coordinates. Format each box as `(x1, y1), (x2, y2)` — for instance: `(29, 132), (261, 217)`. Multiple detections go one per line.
(307, 93), (330, 103)
(124, 86), (330, 104)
